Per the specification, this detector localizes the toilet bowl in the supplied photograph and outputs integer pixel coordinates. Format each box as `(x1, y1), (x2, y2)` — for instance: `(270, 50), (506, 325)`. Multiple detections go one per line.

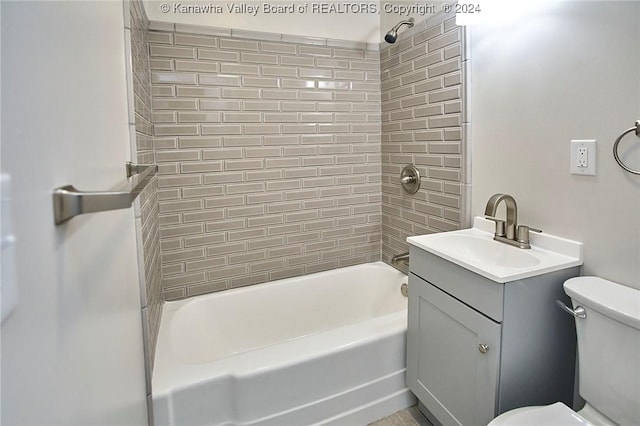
(488, 277), (640, 426)
(488, 401), (621, 426)
(488, 402), (589, 426)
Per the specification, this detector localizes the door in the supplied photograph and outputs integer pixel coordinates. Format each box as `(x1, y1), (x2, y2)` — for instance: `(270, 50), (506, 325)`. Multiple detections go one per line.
(407, 273), (501, 426)
(1, 1), (148, 424)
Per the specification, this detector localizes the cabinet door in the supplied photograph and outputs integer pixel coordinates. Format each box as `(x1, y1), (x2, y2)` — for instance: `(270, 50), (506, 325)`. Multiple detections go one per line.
(407, 274), (501, 426)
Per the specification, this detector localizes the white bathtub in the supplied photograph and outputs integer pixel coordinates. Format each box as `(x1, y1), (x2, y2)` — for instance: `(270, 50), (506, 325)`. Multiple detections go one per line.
(152, 261), (416, 426)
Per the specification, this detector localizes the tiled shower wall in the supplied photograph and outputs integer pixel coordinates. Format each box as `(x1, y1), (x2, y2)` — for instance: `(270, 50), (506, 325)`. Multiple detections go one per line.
(380, 15), (469, 263)
(127, 0), (162, 374)
(148, 25), (382, 300)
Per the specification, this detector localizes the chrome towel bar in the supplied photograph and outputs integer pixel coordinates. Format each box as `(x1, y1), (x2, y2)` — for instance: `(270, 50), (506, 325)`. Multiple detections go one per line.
(53, 162), (158, 225)
(613, 120), (640, 175)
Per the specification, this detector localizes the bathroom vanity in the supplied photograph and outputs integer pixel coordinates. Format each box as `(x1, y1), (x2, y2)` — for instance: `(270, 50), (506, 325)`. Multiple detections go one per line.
(406, 217), (583, 426)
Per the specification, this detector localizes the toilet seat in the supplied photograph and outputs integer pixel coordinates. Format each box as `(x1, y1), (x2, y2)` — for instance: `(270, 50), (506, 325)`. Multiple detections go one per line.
(488, 402), (594, 426)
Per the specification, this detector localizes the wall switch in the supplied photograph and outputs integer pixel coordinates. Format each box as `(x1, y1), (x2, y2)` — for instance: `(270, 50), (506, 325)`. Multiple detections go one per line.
(571, 140), (596, 175)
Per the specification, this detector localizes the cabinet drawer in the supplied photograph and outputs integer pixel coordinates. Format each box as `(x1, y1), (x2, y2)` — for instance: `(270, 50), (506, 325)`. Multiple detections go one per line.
(407, 274), (501, 426)
(409, 246), (504, 322)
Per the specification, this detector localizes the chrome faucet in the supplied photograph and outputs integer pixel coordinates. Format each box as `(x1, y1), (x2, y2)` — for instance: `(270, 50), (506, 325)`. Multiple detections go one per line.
(484, 194), (541, 249)
(391, 252), (410, 266)
(391, 252), (409, 273)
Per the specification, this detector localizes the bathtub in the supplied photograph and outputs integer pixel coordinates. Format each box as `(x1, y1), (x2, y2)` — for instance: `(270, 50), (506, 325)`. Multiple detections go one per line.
(152, 261), (416, 426)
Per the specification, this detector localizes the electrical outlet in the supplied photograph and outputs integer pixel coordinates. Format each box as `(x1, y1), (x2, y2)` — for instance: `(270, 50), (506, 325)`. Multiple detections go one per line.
(577, 147), (588, 168)
(571, 140), (596, 175)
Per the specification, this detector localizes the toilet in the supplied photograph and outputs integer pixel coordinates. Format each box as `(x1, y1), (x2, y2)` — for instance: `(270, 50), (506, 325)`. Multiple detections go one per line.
(489, 276), (640, 426)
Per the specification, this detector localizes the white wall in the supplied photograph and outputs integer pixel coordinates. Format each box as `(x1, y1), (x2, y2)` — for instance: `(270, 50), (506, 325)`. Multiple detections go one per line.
(144, 0), (381, 42)
(1, 1), (148, 424)
(470, 1), (640, 288)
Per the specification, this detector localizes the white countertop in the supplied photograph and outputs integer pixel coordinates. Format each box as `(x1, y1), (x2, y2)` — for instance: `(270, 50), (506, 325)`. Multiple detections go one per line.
(407, 217), (584, 283)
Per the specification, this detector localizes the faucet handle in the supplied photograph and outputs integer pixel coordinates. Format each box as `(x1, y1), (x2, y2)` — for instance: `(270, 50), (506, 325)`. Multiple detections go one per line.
(485, 216), (506, 237)
(516, 225), (542, 244)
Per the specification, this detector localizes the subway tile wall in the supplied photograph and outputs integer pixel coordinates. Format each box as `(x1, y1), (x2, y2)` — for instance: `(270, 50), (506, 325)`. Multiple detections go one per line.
(148, 25), (382, 300)
(128, 0), (162, 376)
(380, 15), (469, 264)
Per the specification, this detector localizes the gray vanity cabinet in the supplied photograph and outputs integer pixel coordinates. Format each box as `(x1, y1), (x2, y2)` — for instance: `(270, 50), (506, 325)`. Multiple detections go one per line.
(407, 246), (580, 426)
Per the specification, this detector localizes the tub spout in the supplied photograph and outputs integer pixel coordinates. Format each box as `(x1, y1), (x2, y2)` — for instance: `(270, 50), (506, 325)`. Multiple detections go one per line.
(391, 252), (409, 266)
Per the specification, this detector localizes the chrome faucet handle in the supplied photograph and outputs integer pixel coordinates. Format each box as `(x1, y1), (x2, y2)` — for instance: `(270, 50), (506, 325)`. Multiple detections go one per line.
(485, 216), (506, 237)
(516, 225), (542, 244)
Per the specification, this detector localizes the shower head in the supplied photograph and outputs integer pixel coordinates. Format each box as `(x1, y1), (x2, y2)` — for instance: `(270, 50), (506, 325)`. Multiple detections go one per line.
(384, 17), (415, 44)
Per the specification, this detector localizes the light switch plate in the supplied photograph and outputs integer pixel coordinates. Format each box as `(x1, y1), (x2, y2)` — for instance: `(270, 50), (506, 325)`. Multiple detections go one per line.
(570, 140), (596, 175)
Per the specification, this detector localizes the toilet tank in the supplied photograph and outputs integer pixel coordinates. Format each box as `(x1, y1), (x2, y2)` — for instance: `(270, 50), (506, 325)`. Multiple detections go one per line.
(564, 277), (640, 426)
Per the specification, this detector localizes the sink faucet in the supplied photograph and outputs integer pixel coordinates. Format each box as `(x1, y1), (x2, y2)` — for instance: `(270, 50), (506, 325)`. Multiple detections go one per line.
(484, 194), (518, 240)
(484, 194), (541, 249)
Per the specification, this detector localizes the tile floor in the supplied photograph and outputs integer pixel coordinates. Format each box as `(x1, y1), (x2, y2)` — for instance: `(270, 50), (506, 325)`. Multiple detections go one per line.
(368, 405), (433, 426)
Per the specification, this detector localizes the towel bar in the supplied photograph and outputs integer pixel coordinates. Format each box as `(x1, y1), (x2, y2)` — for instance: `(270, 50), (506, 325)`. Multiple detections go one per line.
(613, 120), (640, 175)
(53, 162), (157, 225)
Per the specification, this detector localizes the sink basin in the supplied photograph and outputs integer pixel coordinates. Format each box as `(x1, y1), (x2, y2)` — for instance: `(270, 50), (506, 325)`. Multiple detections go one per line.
(407, 217), (583, 283)
(434, 235), (540, 269)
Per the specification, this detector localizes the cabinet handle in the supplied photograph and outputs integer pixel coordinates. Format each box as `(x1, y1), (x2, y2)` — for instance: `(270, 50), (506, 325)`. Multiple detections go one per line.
(478, 344), (489, 353)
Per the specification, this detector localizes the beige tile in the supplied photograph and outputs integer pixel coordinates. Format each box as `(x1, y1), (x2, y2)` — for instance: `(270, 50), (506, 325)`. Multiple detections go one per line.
(180, 161), (222, 173)
(299, 45), (332, 57)
(333, 47), (366, 59)
(151, 72), (197, 85)
(240, 52), (278, 64)
(261, 65), (298, 77)
(201, 124), (242, 135)
(245, 170), (284, 181)
(198, 74), (241, 86)
(183, 234), (226, 248)
(177, 112), (220, 123)
(242, 76), (280, 87)
(182, 186), (224, 198)
(247, 215), (284, 228)
(154, 125), (199, 136)
(230, 273), (268, 288)
(316, 58), (349, 69)
(150, 45), (195, 58)
(226, 182), (264, 194)
(228, 250), (266, 265)
(178, 137), (222, 148)
(428, 30), (461, 53)
(150, 58), (173, 70)
(174, 33), (217, 47)
(250, 259), (286, 273)
(299, 68), (332, 79)
(197, 48), (239, 62)
(175, 60), (220, 73)
(207, 265), (248, 280)
(163, 271), (206, 287)
(148, 32), (173, 44)
(220, 63), (260, 75)
(222, 136), (262, 146)
(186, 280), (227, 296)
(219, 38), (259, 51)
(220, 87), (261, 99)
(145, 19), (464, 302)
(205, 242), (247, 256)
(242, 101), (280, 111)
(243, 124), (281, 134)
(162, 247), (205, 263)
(260, 42), (296, 54)
(225, 205), (265, 218)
